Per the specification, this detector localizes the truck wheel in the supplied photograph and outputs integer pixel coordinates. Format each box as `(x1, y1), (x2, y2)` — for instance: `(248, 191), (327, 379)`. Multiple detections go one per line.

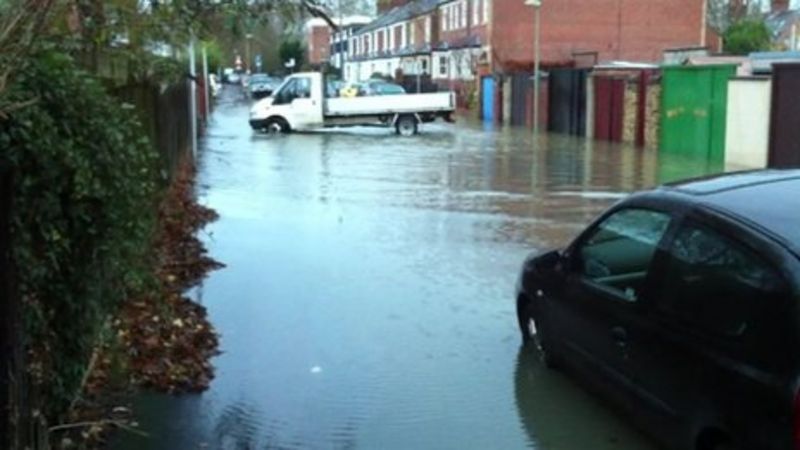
(264, 118), (289, 134)
(395, 115), (418, 136)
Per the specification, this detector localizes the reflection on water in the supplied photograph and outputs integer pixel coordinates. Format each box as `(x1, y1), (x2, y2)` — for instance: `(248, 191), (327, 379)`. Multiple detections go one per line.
(514, 348), (656, 449)
(111, 91), (724, 450)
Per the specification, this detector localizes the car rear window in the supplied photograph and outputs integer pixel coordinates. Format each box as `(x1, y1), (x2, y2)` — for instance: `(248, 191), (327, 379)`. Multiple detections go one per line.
(656, 221), (787, 337)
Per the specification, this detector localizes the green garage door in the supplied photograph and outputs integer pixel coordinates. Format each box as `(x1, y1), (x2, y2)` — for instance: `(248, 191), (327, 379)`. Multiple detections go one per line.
(660, 65), (736, 164)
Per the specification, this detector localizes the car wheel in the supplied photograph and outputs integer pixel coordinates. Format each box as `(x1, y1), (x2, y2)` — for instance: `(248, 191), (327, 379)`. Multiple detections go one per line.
(395, 115), (418, 136)
(517, 297), (558, 368)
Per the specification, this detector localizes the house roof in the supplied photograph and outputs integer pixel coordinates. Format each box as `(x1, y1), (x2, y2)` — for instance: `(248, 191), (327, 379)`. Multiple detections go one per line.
(356, 0), (445, 35)
(766, 9), (800, 37)
(433, 34), (482, 50)
(593, 61), (660, 70)
(305, 15), (373, 30)
(749, 50), (800, 73)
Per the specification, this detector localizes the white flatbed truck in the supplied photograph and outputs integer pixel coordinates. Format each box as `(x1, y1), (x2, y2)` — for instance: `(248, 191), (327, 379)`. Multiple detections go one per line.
(249, 72), (456, 135)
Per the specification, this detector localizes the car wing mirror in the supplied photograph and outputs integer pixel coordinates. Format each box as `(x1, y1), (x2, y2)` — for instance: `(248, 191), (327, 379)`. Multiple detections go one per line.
(534, 250), (563, 273)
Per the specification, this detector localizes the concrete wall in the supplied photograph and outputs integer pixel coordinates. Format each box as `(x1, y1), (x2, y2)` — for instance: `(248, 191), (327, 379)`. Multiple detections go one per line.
(725, 78), (772, 169)
(644, 83), (661, 149)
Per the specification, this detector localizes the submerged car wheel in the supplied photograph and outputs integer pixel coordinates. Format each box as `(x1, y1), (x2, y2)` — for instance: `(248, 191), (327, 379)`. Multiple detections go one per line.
(517, 296), (557, 368)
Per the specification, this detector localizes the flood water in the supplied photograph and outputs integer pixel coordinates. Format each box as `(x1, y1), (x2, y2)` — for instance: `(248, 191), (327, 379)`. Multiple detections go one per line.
(111, 89), (724, 450)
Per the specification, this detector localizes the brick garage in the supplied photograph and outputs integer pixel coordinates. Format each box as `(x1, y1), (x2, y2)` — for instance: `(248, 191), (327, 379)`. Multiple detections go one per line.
(491, 0), (716, 70)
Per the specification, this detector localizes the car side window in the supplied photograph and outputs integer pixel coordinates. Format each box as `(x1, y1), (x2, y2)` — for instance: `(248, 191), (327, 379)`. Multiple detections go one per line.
(273, 79), (298, 105)
(295, 77), (311, 98)
(577, 208), (671, 302)
(657, 223), (785, 337)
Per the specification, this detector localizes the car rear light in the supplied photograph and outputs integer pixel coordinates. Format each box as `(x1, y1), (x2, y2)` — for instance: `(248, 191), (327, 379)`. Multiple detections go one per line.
(794, 388), (800, 449)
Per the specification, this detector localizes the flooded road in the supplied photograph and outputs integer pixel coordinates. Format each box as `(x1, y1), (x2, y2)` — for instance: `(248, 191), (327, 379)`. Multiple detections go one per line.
(112, 89), (721, 450)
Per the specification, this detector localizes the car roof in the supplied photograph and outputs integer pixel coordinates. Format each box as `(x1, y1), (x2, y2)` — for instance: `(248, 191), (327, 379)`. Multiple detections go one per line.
(656, 169), (800, 251)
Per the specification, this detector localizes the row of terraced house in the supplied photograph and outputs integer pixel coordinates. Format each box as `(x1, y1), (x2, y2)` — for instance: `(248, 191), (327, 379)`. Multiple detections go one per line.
(308, 0), (746, 123)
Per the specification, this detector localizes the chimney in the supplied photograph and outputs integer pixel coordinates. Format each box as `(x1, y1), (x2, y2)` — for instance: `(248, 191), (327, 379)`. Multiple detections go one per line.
(772, 0), (790, 13)
(377, 0), (413, 13)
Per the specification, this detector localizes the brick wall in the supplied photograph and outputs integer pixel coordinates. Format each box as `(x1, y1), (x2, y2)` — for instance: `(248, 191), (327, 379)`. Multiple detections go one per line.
(492, 0), (708, 71)
(308, 25), (331, 65)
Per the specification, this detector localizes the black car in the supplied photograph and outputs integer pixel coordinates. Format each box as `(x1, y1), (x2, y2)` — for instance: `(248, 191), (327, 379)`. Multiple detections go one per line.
(516, 170), (800, 450)
(249, 74), (282, 99)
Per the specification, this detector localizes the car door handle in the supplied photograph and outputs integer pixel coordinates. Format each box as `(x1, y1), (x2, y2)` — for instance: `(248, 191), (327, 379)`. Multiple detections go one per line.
(610, 326), (627, 343)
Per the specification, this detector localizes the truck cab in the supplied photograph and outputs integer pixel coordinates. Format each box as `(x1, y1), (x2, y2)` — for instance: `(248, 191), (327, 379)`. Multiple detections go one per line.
(249, 73), (324, 132)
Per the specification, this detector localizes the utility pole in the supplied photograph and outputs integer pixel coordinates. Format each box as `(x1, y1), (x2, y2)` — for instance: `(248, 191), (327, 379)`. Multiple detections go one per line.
(417, 59), (421, 93)
(525, 0), (542, 135)
(202, 44), (210, 123)
(188, 33), (197, 160)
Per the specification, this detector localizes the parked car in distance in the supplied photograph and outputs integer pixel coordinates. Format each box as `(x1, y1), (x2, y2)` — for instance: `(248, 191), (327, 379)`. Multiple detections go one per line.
(327, 79), (344, 98)
(249, 74), (282, 99)
(358, 79), (406, 96)
(222, 67), (235, 83)
(515, 170), (800, 450)
(227, 72), (241, 85)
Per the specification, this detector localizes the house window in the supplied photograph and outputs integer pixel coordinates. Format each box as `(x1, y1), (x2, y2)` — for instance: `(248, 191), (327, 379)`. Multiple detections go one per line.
(422, 59), (428, 72)
(441, 9), (447, 31)
(439, 56), (447, 76)
(483, 0), (490, 24)
(460, 0), (467, 28)
(473, 0), (479, 26)
(425, 17), (431, 42)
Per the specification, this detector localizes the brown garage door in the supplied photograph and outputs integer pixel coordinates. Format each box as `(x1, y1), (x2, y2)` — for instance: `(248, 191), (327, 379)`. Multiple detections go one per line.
(769, 63), (800, 168)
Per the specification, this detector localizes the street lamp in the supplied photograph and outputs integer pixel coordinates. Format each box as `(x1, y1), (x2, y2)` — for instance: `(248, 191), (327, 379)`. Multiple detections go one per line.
(525, 0), (542, 134)
(245, 33), (253, 74)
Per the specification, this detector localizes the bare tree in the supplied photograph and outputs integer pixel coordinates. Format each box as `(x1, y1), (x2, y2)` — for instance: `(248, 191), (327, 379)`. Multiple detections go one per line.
(323, 0), (375, 16)
(706, 0), (765, 34)
(0, 0), (59, 117)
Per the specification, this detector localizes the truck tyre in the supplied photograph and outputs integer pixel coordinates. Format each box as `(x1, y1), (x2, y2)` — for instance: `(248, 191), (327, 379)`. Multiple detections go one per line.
(395, 115), (418, 136)
(264, 117), (289, 134)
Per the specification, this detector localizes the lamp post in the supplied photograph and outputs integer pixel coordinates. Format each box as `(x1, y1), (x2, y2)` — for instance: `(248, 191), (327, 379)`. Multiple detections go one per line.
(245, 33), (253, 73)
(337, 0), (343, 77)
(525, 0), (542, 134)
